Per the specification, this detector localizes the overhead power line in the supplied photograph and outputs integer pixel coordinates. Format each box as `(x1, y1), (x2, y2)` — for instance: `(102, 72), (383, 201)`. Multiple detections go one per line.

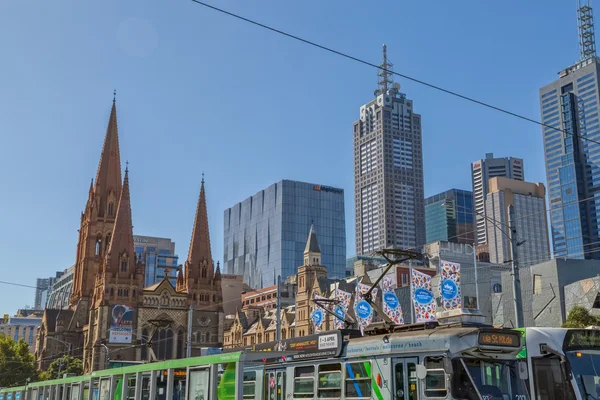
(0, 280), (39, 289)
(188, 0), (600, 147)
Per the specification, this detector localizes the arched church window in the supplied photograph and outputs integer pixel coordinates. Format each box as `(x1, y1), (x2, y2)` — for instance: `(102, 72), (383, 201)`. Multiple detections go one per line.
(201, 268), (207, 278)
(108, 202), (114, 217)
(105, 234), (112, 253)
(124, 288), (129, 297)
(110, 287), (114, 297)
(165, 329), (174, 360)
(193, 293), (197, 301)
(132, 289), (136, 298)
(118, 288), (123, 297)
(205, 332), (210, 343)
(95, 238), (102, 256)
(177, 330), (184, 359)
(121, 259), (127, 273)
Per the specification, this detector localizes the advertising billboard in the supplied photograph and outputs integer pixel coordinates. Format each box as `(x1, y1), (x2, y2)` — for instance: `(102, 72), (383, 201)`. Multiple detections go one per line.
(109, 305), (134, 344)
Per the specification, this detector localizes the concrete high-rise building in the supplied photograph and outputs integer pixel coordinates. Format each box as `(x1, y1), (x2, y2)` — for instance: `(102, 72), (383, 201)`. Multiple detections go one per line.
(425, 189), (475, 245)
(471, 153), (524, 245)
(45, 266), (75, 310)
(539, 2), (600, 260)
(223, 180), (346, 290)
(133, 235), (179, 287)
(353, 45), (425, 255)
(34, 271), (64, 310)
(485, 177), (550, 267)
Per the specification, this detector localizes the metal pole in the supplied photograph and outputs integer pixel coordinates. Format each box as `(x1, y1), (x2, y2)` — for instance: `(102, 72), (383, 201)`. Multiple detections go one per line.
(409, 263), (415, 324)
(186, 305), (193, 358)
(276, 275), (281, 341)
(473, 243), (479, 310)
(508, 205), (524, 328)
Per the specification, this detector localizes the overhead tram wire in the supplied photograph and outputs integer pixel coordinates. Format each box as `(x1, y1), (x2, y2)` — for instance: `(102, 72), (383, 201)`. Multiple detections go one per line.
(189, 0), (600, 147)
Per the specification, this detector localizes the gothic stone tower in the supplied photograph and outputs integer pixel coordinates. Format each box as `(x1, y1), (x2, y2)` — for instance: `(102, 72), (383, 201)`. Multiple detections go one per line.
(83, 168), (145, 372)
(295, 225), (327, 337)
(176, 179), (224, 350)
(62, 98), (122, 351)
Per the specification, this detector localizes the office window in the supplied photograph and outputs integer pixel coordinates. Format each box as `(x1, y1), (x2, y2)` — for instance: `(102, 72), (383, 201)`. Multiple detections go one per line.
(533, 274), (543, 294)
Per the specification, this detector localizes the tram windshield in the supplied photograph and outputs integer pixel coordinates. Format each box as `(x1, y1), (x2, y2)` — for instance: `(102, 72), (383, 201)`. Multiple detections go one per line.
(452, 358), (530, 400)
(566, 350), (600, 399)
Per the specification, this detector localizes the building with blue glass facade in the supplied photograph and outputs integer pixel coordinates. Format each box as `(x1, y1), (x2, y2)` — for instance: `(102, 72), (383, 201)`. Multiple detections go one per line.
(540, 55), (600, 260)
(223, 180), (346, 289)
(425, 189), (474, 245)
(133, 235), (179, 287)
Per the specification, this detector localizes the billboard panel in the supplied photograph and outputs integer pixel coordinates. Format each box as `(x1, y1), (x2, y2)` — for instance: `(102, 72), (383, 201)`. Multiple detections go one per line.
(109, 305), (134, 344)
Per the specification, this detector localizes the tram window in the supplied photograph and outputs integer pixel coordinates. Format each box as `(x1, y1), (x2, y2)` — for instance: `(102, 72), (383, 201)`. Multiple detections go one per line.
(532, 357), (576, 400)
(424, 357), (447, 398)
(243, 371), (256, 399)
(345, 362), (372, 399)
(318, 363), (342, 398)
(294, 366), (315, 398)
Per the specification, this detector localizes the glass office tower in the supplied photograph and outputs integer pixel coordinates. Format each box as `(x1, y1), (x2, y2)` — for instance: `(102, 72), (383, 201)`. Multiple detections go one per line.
(425, 189), (474, 244)
(540, 57), (600, 260)
(133, 235), (179, 286)
(223, 180), (346, 289)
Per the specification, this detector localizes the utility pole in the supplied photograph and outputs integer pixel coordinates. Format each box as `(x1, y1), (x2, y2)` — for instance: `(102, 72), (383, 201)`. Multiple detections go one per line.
(276, 275), (281, 342)
(508, 205), (524, 328)
(186, 305), (193, 358)
(473, 243), (480, 310)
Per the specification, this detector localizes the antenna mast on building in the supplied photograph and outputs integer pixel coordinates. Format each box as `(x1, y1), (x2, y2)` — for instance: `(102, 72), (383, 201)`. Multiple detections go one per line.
(578, 0), (597, 60)
(375, 44), (394, 96)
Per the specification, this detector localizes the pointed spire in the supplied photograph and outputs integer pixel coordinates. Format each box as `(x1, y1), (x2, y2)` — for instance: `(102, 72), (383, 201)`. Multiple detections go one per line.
(105, 167), (135, 273)
(187, 179), (213, 269)
(304, 224), (321, 254)
(94, 97), (122, 200)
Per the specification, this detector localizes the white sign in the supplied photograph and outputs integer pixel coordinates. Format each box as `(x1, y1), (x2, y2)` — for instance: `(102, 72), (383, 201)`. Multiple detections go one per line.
(318, 334), (338, 350)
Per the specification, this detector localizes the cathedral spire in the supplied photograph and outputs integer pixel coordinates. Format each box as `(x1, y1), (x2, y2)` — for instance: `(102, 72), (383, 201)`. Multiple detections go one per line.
(94, 97), (122, 201)
(105, 166), (135, 274)
(186, 179), (213, 270)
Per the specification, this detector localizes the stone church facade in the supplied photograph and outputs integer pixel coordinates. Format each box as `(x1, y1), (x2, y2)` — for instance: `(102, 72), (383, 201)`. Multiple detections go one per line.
(36, 97), (223, 372)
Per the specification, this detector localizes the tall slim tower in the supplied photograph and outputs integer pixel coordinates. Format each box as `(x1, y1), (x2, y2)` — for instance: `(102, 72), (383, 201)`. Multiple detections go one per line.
(353, 45), (425, 255)
(471, 153), (524, 245)
(539, 0), (600, 260)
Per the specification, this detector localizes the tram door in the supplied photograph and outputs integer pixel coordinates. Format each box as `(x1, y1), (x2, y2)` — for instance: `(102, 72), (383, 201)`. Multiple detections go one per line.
(393, 358), (419, 400)
(264, 369), (286, 400)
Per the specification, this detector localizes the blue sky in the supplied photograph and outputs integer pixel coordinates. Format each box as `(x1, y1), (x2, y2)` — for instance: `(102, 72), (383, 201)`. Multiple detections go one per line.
(0, 0), (580, 313)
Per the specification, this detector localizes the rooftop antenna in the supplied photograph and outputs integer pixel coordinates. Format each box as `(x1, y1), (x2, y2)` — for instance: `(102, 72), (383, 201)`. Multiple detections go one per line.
(375, 44), (394, 96)
(578, 0), (597, 60)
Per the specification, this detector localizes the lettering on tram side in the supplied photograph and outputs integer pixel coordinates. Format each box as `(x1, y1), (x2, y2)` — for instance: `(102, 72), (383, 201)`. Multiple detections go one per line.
(346, 340), (426, 355)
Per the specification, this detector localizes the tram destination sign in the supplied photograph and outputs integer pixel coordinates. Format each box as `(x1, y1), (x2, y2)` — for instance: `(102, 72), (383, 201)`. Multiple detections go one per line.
(478, 331), (520, 348)
(564, 329), (600, 351)
(253, 331), (343, 361)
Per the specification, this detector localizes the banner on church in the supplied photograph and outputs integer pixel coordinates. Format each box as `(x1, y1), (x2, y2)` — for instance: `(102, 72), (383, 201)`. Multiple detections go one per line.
(380, 276), (404, 325)
(411, 269), (436, 323)
(354, 283), (378, 335)
(311, 293), (327, 333)
(110, 304), (134, 343)
(439, 260), (461, 311)
(333, 288), (352, 330)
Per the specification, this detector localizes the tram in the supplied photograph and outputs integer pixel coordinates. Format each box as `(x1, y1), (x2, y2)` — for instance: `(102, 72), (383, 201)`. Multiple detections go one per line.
(1, 313), (529, 400)
(520, 327), (600, 400)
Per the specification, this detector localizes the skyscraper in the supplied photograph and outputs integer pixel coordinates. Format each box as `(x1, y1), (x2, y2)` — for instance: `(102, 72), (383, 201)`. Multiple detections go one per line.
(132, 235), (179, 287)
(223, 180), (346, 289)
(353, 45), (425, 255)
(485, 177), (550, 267)
(471, 153), (524, 245)
(425, 189), (474, 244)
(539, 1), (600, 260)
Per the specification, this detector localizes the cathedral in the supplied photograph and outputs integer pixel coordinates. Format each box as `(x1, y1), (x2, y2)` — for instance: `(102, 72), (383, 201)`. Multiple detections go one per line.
(36, 97), (223, 373)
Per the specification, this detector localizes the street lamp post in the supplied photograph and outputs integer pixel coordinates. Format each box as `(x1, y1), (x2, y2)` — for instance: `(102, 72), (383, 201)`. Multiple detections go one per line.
(46, 337), (72, 378)
(442, 202), (525, 327)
